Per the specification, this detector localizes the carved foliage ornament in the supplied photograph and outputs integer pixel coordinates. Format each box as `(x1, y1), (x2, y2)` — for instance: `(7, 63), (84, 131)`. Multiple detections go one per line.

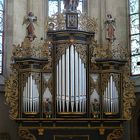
(101, 73), (120, 94)
(46, 12), (98, 32)
(12, 38), (50, 59)
(122, 61), (136, 119)
(18, 128), (36, 140)
(5, 69), (18, 119)
(90, 41), (128, 61)
(56, 43), (87, 65)
(107, 129), (123, 140)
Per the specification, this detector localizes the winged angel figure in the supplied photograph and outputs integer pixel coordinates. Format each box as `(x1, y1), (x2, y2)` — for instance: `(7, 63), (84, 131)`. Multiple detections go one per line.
(23, 12), (37, 41)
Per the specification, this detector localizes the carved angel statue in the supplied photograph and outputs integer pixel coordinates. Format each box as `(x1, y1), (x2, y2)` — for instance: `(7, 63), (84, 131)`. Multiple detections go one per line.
(63, 0), (79, 11)
(23, 12), (37, 41)
(105, 14), (116, 42)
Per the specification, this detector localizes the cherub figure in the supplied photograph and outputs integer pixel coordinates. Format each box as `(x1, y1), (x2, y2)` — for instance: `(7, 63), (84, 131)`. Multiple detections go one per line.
(23, 12), (37, 41)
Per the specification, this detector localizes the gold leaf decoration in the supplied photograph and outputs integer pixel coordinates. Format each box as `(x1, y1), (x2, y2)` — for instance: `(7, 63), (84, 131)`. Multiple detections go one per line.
(18, 128), (36, 140)
(91, 42), (128, 60)
(79, 13), (98, 32)
(107, 129), (123, 140)
(46, 12), (98, 32)
(75, 44), (87, 64)
(12, 38), (50, 59)
(5, 70), (18, 119)
(122, 63), (136, 119)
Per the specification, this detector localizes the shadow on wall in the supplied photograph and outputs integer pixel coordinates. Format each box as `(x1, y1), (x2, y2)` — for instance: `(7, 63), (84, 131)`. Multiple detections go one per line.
(0, 92), (21, 140)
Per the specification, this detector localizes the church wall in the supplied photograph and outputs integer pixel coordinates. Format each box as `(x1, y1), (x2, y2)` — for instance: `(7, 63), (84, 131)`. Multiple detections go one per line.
(31, 0), (46, 40)
(89, 0), (128, 47)
(12, 0), (27, 44)
(0, 92), (21, 140)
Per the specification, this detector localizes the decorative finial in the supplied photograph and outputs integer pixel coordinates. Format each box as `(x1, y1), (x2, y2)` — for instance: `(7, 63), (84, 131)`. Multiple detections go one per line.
(23, 12), (37, 41)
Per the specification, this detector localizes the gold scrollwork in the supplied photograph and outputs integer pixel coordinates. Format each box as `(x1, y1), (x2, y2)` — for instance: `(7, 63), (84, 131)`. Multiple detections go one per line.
(56, 43), (69, 62)
(12, 38), (50, 59)
(79, 13), (98, 32)
(18, 128), (36, 140)
(5, 70), (18, 119)
(75, 44), (87, 64)
(107, 129), (123, 140)
(47, 13), (65, 31)
(101, 73), (110, 93)
(46, 12), (98, 32)
(91, 42), (128, 61)
(123, 64), (136, 119)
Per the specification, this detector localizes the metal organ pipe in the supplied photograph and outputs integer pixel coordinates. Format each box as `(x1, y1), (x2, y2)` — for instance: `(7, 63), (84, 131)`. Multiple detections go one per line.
(66, 47), (70, 112)
(56, 45), (86, 113)
(23, 73), (39, 114)
(103, 75), (119, 114)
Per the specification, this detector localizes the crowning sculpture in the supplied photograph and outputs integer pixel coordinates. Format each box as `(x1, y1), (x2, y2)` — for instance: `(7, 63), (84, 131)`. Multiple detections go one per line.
(63, 0), (79, 11)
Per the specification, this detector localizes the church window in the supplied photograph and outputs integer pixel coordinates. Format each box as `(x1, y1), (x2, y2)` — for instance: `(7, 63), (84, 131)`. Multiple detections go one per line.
(129, 0), (140, 75)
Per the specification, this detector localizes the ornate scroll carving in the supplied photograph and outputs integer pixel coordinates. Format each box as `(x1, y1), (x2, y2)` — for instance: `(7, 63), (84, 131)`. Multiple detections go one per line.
(18, 128), (36, 140)
(79, 13), (98, 32)
(56, 43), (69, 61)
(101, 73), (113, 94)
(46, 12), (98, 32)
(46, 13), (65, 31)
(107, 129), (123, 140)
(12, 38), (49, 59)
(91, 42), (128, 61)
(75, 44), (87, 64)
(5, 65), (19, 119)
(123, 62), (136, 119)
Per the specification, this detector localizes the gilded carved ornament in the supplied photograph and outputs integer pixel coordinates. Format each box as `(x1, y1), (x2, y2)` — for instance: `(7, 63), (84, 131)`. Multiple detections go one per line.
(12, 38), (50, 59)
(101, 73), (120, 95)
(5, 66), (19, 119)
(122, 61), (136, 119)
(12, 37), (52, 72)
(90, 42), (128, 61)
(107, 129), (123, 140)
(55, 43), (87, 65)
(46, 12), (98, 32)
(18, 128), (36, 140)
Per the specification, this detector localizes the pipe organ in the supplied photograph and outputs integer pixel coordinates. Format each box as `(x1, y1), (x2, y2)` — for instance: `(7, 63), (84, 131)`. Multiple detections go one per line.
(5, 11), (135, 140)
(56, 45), (87, 113)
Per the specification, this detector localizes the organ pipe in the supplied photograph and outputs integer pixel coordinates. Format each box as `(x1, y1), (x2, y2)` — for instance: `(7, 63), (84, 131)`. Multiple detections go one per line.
(56, 45), (86, 113)
(103, 75), (119, 114)
(23, 73), (39, 113)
